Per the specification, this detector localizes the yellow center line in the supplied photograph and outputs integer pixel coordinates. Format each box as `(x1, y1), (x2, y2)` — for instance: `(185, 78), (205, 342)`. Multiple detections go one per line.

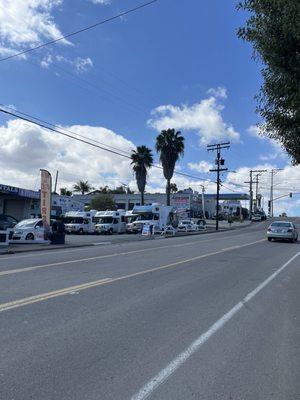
(0, 238), (265, 313)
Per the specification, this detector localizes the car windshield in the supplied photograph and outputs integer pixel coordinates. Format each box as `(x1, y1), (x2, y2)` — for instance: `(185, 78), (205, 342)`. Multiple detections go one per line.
(271, 222), (292, 228)
(99, 217), (113, 224)
(136, 213), (154, 221)
(63, 217), (84, 224)
(125, 215), (137, 223)
(15, 219), (39, 228)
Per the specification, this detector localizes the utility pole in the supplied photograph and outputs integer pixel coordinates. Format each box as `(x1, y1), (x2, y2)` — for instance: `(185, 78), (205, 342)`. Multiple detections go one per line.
(245, 169), (267, 218)
(200, 185), (206, 220)
(54, 170), (59, 194)
(207, 142), (230, 231)
(269, 169), (283, 217)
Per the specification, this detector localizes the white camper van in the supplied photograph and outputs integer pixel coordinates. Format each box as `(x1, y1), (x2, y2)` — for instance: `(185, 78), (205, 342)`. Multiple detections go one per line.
(130, 204), (175, 233)
(125, 210), (138, 233)
(94, 210), (126, 234)
(63, 210), (97, 234)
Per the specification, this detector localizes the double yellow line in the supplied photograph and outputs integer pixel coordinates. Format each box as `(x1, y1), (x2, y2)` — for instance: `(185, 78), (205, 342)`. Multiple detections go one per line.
(0, 239), (265, 313)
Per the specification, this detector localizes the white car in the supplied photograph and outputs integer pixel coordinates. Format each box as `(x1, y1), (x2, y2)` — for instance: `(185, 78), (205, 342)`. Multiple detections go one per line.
(251, 213), (262, 221)
(12, 219), (50, 241)
(177, 220), (199, 232)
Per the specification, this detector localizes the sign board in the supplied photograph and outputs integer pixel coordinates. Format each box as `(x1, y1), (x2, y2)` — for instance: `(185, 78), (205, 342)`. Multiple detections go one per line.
(40, 170), (52, 228)
(142, 224), (152, 237)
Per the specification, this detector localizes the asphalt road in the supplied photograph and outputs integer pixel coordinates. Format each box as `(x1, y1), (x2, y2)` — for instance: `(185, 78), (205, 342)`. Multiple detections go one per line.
(0, 219), (299, 400)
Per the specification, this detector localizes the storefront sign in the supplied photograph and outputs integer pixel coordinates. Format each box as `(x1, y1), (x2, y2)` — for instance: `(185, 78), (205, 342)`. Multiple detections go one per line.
(40, 170), (52, 227)
(0, 184), (18, 194)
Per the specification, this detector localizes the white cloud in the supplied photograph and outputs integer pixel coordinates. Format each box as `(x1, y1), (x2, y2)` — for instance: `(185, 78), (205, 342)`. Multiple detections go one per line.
(224, 163), (300, 216)
(207, 86), (227, 99)
(73, 57), (93, 73)
(0, 1), (69, 57)
(188, 160), (213, 173)
(40, 54), (53, 68)
(247, 125), (287, 161)
(89, 0), (111, 4)
(0, 119), (135, 190)
(148, 88), (240, 146)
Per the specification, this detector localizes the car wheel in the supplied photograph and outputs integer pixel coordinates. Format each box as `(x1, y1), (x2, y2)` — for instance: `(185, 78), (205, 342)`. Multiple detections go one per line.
(109, 228), (113, 235)
(79, 228), (84, 235)
(267, 237), (272, 242)
(25, 233), (35, 240)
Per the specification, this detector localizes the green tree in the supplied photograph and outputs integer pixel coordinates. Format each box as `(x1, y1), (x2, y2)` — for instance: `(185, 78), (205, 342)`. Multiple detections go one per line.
(170, 183), (178, 193)
(130, 145), (153, 205)
(237, 0), (300, 163)
(88, 194), (116, 211)
(73, 180), (94, 195)
(155, 129), (185, 205)
(60, 188), (72, 196)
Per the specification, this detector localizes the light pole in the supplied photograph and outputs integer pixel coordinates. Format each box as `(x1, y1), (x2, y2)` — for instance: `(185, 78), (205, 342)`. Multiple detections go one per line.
(200, 185), (206, 220)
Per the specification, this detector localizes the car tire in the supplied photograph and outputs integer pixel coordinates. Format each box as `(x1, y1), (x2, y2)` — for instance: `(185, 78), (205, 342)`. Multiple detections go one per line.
(79, 228), (84, 235)
(109, 229), (113, 235)
(267, 237), (272, 242)
(25, 233), (35, 240)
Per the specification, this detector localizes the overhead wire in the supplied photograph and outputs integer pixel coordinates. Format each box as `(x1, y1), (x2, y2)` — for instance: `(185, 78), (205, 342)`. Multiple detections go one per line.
(0, 106), (224, 185)
(0, 0), (159, 62)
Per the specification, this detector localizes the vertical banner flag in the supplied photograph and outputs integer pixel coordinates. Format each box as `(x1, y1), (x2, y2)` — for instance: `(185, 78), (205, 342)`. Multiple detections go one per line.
(40, 169), (52, 230)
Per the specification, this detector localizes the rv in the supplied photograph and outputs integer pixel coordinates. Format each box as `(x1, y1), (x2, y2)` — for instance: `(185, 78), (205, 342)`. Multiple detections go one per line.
(130, 204), (175, 233)
(125, 210), (138, 233)
(94, 210), (126, 234)
(63, 210), (97, 234)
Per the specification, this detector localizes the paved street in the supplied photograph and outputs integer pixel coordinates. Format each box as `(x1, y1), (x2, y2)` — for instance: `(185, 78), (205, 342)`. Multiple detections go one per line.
(0, 220), (299, 400)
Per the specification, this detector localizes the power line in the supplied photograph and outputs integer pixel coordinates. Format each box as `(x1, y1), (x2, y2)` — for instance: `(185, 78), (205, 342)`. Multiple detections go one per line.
(0, 106), (219, 184)
(0, 0), (159, 62)
(0, 104), (133, 157)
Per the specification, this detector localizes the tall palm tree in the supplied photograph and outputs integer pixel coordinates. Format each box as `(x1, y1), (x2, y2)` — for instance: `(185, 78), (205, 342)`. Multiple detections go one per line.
(155, 129), (185, 206)
(131, 145), (153, 205)
(73, 180), (94, 195)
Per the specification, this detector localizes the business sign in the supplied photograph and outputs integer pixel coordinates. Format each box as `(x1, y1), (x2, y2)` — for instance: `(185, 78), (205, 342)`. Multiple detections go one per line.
(0, 184), (18, 195)
(40, 169), (52, 227)
(171, 196), (190, 210)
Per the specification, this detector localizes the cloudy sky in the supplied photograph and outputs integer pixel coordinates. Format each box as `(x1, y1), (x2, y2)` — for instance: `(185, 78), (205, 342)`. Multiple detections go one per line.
(0, 0), (299, 215)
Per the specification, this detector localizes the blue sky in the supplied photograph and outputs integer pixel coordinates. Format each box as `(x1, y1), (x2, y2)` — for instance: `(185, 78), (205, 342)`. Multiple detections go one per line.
(0, 0), (299, 215)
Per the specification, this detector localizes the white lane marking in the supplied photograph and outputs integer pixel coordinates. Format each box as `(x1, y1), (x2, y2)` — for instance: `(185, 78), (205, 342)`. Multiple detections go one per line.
(0, 228), (255, 261)
(0, 239), (266, 312)
(131, 250), (300, 400)
(0, 235), (264, 277)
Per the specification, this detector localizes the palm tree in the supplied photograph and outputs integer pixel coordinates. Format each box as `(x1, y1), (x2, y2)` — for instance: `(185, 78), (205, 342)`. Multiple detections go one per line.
(170, 183), (178, 193)
(131, 145), (153, 205)
(73, 180), (94, 195)
(155, 129), (185, 206)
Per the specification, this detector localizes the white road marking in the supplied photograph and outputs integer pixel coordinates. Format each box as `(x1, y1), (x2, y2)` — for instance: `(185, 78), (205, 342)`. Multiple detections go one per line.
(0, 235), (264, 277)
(131, 250), (300, 400)
(0, 239), (265, 311)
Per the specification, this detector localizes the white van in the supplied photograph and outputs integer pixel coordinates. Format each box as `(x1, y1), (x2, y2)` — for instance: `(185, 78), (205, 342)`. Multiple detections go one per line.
(64, 210), (97, 234)
(94, 210), (126, 234)
(130, 204), (175, 233)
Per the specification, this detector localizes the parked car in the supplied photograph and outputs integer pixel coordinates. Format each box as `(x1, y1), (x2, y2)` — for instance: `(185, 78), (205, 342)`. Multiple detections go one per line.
(195, 219), (206, 230)
(0, 215), (18, 239)
(267, 221), (298, 242)
(12, 218), (52, 241)
(177, 220), (199, 232)
(251, 213), (262, 221)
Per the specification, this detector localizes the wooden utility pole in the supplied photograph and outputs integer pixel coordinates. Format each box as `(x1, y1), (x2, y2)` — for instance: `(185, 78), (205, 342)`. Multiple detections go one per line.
(207, 142), (230, 231)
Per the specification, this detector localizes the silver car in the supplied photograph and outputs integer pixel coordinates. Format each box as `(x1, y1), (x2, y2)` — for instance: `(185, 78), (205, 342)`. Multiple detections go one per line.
(267, 221), (298, 242)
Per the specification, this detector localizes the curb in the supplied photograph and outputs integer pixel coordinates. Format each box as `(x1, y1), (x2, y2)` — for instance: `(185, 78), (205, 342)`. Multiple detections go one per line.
(3, 223), (252, 255)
